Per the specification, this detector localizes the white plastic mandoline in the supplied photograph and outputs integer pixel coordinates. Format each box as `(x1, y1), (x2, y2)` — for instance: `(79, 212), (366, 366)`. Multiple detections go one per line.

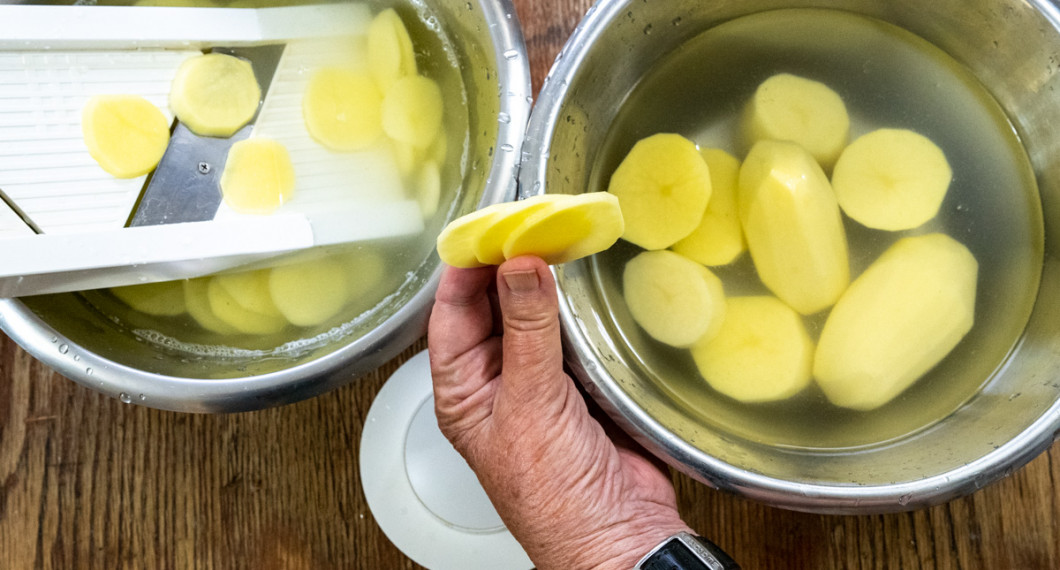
(0, 4), (425, 297)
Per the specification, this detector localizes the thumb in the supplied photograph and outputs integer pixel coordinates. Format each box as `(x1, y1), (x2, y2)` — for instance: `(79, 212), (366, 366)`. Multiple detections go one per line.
(497, 255), (565, 403)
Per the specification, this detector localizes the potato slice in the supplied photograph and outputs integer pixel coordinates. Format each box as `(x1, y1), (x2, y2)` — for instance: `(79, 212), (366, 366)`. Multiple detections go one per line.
(382, 75), (444, 149)
(184, 278), (239, 335)
(207, 279), (287, 335)
(474, 195), (570, 265)
(691, 296), (813, 403)
(82, 95), (170, 179)
(414, 159), (442, 219)
(743, 73), (849, 170)
(110, 280), (186, 317)
(436, 202), (513, 268)
(739, 140), (850, 315)
(831, 128), (952, 231)
(503, 192), (624, 265)
(671, 148), (746, 266)
(814, 233), (978, 411)
(607, 133), (712, 250)
(269, 258), (350, 327)
(368, 8), (418, 93)
(213, 269), (283, 317)
(623, 250), (726, 348)
(219, 138), (295, 214)
(170, 53), (260, 137)
(303, 67), (384, 152)
(341, 249), (386, 300)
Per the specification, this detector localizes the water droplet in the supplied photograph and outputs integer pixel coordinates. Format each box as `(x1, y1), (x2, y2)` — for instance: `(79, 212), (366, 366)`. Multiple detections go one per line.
(51, 336), (58, 343)
(139, 394), (147, 401)
(500, 143), (514, 153)
(85, 368), (93, 376)
(58, 344), (69, 354)
(119, 393), (133, 404)
(897, 493), (913, 506)
(498, 112), (511, 124)
(503, 49), (520, 61)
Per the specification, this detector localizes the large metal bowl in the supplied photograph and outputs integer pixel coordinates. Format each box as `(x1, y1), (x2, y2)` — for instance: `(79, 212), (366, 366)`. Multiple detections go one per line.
(520, 0), (1060, 513)
(0, 0), (531, 412)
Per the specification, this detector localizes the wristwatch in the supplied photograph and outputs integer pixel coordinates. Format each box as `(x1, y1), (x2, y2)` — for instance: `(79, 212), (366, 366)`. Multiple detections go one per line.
(633, 531), (740, 570)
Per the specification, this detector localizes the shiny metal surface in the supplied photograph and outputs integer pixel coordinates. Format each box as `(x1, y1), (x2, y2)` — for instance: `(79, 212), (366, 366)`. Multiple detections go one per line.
(0, 0), (531, 412)
(521, 0), (1060, 513)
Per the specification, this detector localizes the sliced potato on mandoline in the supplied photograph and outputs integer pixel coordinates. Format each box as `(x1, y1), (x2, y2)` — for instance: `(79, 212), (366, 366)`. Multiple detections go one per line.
(111, 280), (186, 317)
(474, 194), (570, 265)
(82, 95), (170, 179)
(814, 233), (978, 411)
(691, 296), (814, 403)
(219, 138), (296, 214)
(671, 148), (746, 266)
(607, 133), (712, 251)
(739, 139), (850, 315)
(831, 128), (952, 231)
(269, 258), (351, 327)
(170, 53), (260, 138)
(743, 73), (849, 170)
(303, 67), (384, 152)
(503, 192), (624, 265)
(623, 250), (726, 348)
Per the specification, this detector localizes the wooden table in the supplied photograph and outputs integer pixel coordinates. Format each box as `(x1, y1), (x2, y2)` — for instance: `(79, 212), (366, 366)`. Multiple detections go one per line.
(2, 1), (1059, 568)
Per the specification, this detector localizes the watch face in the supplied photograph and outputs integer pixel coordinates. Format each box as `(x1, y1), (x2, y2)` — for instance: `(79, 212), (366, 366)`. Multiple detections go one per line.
(640, 539), (712, 570)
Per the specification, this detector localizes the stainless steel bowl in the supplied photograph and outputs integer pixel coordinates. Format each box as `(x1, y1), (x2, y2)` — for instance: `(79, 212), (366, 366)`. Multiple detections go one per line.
(520, 0), (1060, 513)
(0, 0), (531, 412)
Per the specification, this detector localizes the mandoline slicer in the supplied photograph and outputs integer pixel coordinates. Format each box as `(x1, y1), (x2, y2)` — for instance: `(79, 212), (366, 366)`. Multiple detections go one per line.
(0, 4), (425, 298)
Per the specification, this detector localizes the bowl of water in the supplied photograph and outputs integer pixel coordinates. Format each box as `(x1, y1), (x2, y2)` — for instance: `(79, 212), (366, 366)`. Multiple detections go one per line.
(520, 0), (1060, 513)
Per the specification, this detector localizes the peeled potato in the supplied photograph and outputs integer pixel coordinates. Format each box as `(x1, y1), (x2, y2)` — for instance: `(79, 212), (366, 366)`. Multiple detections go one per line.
(269, 258), (350, 327)
(382, 75), (444, 149)
(303, 67), (384, 152)
(691, 296), (814, 403)
(814, 233), (978, 411)
(743, 73), (849, 170)
(436, 202), (512, 268)
(219, 138), (296, 214)
(82, 95), (170, 179)
(831, 128), (953, 231)
(213, 269), (284, 317)
(607, 133), (712, 250)
(110, 280), (186, 316)
(414, 159), (442, 219)
(739, 140), (850, 315)
(503, 192), (624, 265)
(623, 250), (726, 348)
(671, 148), (746, 266)
(341, 248), (386, 301)
(170, 53), (260, 137)
(207, 277), (288, 335)
(368, 8), (418, 92)
(184, 278), (239, 335)
(474, 194), (570, 265)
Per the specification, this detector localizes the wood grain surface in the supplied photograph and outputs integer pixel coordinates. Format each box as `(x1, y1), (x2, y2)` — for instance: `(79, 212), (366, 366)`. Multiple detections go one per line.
(2, 0), (1060, 568)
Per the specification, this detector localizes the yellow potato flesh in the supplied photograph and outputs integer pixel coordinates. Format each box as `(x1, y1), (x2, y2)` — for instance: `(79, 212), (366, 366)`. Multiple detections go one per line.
(503, 192), (624, 265)
(82, 95), (170, 179)
(831, 128), (952, 231)
(206, 275), (287, 335)
(170, 53), (260, 137)
(268, 258), (350, 327)
(110, 280), (186, 316)
(368, 8), (418, 93)
(415, 159), (441, 219)
(738, 140), (850, 315)
(814, 233), (978, 411)
(436, 203), (509, 268)
(303, 67), (384, 152)
(183, 278), (240, 335)
(691, 296), (814, 403)
(473, 195), (570, 265)
(671, 148), (746, 266)
(744, 73), (849, 170)
(213, 269), (283, 317)
(219, 138), (296, 214)
(622, 250), (727, 348)
(607, 133), (712, 250)
(382, 75), (444, 149)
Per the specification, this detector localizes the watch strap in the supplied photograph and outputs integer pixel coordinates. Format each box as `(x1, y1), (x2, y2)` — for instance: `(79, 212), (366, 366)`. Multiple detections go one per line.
(634, 531), (740, 570)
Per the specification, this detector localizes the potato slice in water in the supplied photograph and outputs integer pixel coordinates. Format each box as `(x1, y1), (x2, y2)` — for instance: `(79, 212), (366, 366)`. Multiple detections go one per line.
(743, 73), (849, 170)
(739, 140), (850, 315)
(110, 280), (186, 317)
(170, 53), (260, 137)
(219, 138), (295, 214)
(607, 133), (712, 250)
(691, 296), (813, 403)
(414, 159), (442, 219)
(814, 233), (978, 411)
(207, 278), (288, 335)
(474, 195), (571, 265)
(671, 148), (746, 266)
(303, 67), (384, 152)
(382, 75), (444, 149)
(82, 95), (170, 179)
(269, 258), (350, 327)
(184, 278), (239, 335)
(623, 250), (726, 348)
(368, 8), (418, 92)
(436, 202), (514, 268)
(831, 128), (953, 231)
(213, 269), (283, 317)
(503, 192), (624, 265)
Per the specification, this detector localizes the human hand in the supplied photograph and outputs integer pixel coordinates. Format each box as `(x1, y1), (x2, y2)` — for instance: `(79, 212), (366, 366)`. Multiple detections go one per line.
(428, 255), (692, 570)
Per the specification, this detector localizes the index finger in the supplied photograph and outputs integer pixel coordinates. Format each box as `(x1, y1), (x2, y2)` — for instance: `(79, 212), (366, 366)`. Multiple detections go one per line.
(428, 264), (497, 368)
